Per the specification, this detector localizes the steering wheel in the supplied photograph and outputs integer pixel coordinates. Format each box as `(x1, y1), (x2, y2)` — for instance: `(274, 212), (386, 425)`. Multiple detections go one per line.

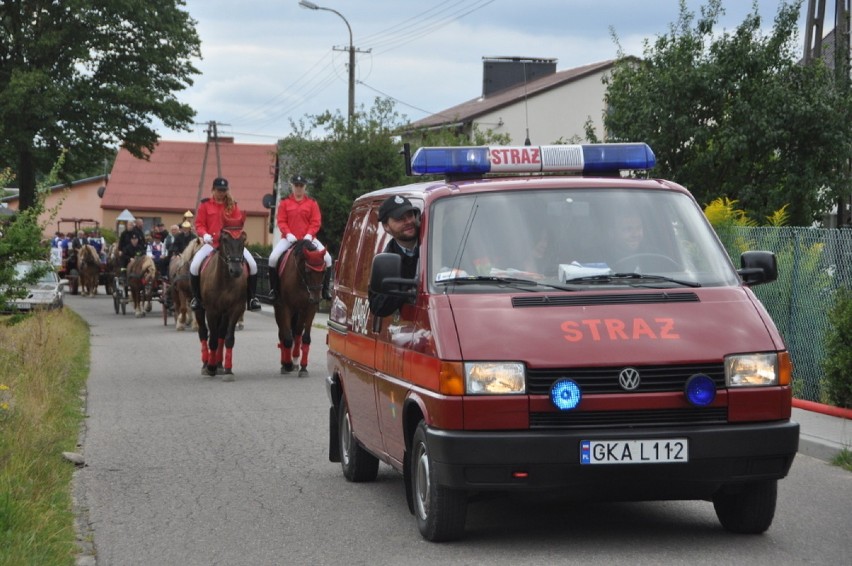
(613, 253), (681, 272)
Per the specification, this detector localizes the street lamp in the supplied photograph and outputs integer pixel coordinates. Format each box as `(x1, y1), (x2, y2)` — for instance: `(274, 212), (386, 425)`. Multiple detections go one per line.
(299, 0), (355, 126)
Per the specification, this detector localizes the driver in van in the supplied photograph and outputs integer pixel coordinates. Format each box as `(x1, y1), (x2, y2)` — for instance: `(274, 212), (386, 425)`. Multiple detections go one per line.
(368, 195), (420, 317)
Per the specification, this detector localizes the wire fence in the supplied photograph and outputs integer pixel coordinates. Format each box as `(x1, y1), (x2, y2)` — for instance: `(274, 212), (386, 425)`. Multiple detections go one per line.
(718, 226), (852, 403)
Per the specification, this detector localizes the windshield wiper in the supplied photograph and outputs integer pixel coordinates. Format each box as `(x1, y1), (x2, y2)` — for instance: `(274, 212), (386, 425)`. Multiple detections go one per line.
(565, 272), (701, 288)
(437, 275), (575, 292)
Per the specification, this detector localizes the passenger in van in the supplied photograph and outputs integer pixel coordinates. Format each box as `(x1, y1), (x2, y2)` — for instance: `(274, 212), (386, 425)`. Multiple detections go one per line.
(267, 174), (333, 301)
(610, 209), (646, 270)
(369, 195), (420, 317)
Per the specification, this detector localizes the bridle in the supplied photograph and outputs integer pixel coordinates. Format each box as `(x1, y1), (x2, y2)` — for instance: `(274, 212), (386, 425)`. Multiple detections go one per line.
(294, 241), (324, 304)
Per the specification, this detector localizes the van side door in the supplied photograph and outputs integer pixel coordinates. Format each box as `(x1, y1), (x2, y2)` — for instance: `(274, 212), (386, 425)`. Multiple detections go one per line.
(332, 204), (384, 456)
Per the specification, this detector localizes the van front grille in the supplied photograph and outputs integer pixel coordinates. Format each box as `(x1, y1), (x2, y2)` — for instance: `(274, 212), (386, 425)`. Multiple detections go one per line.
(526, 363), (725, 395)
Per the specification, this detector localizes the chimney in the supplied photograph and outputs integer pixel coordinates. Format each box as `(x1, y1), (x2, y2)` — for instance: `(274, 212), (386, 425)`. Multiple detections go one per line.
(482, 57), (557, 97)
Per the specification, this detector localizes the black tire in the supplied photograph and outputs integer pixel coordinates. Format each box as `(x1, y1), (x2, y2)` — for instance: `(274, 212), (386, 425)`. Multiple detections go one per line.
(713, 480), (777, 534)
(338, 396), (379, 482)
(410, 421), (467, 542)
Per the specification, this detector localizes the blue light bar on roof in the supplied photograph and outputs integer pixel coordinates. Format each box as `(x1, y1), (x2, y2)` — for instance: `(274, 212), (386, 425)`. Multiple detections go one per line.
(410, 143), (655, 176)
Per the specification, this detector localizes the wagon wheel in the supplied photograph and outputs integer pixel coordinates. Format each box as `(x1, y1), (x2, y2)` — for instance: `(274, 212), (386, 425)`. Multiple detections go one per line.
(112, 277), (121, 314)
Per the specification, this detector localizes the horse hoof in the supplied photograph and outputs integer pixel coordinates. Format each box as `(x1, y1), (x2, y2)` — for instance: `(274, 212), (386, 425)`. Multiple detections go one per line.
(236, 323), (244, 331)
(281, 364), (294, 374)
(222, 372), (234, 382)
(298, 367), (309, 378)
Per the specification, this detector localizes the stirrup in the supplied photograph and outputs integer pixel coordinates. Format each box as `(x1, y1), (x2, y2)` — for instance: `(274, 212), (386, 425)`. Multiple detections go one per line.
(190, 297), (202, 311)
(248, 297), (261, 311)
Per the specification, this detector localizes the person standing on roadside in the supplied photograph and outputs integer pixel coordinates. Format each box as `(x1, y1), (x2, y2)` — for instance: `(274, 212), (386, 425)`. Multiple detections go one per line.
(267, 174), (332, 300)
(188, 177), (261, 312)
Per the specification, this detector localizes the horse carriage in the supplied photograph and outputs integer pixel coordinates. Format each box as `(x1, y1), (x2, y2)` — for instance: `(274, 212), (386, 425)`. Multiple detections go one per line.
(111, 254), (162, 317)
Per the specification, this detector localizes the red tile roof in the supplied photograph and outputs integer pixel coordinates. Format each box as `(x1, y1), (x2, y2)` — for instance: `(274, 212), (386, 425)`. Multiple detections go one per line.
(102, 140), (277, 217)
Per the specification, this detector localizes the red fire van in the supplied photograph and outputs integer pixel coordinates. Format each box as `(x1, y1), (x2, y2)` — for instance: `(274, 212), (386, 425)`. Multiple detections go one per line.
(325, 143), (799, 541)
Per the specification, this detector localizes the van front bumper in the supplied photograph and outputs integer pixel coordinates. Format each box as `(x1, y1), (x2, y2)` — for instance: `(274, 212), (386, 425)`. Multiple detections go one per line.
(425, 421), (799, 498)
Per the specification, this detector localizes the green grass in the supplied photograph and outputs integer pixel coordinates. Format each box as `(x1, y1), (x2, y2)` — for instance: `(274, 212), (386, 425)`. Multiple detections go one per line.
(833, 448), (852, 473)
(0, 309), (90, 566)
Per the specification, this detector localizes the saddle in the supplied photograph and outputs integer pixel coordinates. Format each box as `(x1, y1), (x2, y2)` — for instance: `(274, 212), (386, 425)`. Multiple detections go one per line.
(276, 241), (325, 276)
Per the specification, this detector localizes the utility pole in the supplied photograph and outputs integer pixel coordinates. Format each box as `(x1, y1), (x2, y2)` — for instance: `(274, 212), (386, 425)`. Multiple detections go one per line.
(299, 1), (371, 129)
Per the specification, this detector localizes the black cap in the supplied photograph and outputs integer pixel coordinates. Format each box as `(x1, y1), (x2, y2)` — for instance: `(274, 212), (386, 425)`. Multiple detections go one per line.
(212, 177), (229, 190)
(378, 195), (418, 223)
(290, 174), (307, 185)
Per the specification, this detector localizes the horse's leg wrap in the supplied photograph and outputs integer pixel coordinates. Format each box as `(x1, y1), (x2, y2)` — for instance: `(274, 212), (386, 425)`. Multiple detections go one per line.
(217, 338), (225, 365)
(292, 335), (302, 360)
(224, 347), (233, 370)
(300, 341), (310, 369)
(278, 342), (293, 365)
(200, 340), (209, 364)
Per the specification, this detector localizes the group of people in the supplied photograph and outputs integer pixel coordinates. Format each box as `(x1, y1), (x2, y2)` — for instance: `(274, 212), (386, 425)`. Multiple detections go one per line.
(51, 229), (107, 258)
(104, 173), (412, 317)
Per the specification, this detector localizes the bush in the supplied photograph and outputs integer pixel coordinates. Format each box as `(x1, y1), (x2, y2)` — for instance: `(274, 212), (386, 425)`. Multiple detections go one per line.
(821, 287), (852, 408)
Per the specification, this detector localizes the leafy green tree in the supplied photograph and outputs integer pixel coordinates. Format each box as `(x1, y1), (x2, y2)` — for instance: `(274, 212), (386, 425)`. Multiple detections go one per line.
(278, 98), (509, 254)
(0, 161), (59, 313)
(604, 0), (852, 225)
(0, 1), (201, 211)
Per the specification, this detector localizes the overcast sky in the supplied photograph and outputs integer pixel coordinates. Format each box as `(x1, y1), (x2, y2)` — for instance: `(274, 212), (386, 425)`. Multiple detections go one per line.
(157, 0), (815, 144)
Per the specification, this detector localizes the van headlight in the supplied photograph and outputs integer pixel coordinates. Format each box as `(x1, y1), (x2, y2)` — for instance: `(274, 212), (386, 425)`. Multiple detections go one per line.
(725, 353), (780, 386)
(464, 362), (526, 394)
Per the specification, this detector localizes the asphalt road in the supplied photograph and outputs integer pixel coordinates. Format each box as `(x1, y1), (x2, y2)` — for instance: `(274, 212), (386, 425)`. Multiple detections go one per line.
(68, 291), (852, 566)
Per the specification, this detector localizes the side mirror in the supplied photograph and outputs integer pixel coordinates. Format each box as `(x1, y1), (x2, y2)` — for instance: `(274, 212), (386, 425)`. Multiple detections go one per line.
(738, 250), (777, 286)
(370, 253), (402, 294)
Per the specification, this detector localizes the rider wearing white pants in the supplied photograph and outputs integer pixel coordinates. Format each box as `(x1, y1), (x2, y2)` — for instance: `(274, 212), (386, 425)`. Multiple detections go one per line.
(189, 177), (262, 312)
(268, 174), (332, 300)
(190, 235), (258, 276)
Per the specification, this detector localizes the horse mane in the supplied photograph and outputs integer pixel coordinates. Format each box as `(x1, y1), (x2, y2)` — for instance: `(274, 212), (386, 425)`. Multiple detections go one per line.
(129, 255), (157, 279)
(181, 237), (203, 262)
(79, 244), (99, 264)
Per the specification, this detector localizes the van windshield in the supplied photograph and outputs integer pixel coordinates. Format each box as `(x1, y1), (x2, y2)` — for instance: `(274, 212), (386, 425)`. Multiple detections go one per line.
(428, 188), (740, 291)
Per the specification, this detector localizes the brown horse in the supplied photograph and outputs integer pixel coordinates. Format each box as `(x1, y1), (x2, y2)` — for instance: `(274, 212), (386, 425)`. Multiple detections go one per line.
(168, 237), (202, 331)
(195, 230), (247, 380)
(77, 244), (101, 297)
(127, 255), (157, 318)
(273, 240), (327, 376)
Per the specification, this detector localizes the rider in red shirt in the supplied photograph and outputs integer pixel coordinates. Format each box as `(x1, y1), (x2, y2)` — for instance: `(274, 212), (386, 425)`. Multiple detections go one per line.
(267, 174), (332, 300)
(189, 177), (262, 312)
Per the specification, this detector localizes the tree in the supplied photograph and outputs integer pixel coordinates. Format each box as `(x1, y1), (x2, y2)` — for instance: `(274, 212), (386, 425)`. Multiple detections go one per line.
(0, 1), (201, 211)
(604, 0), (852, 225)
(278, 98), (510, 254)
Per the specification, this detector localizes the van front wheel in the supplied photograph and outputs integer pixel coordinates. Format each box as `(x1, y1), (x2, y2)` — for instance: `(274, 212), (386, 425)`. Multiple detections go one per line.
(712, 479), (777, 534)
(339, 396), (379, 482)
(411, 421), (467, 542)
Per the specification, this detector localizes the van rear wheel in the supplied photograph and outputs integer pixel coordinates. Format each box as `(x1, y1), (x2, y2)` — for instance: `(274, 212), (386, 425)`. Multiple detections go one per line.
(410, 421), (467, 542)
(338, 396), (379, 482)
(713, 479), (777, 534)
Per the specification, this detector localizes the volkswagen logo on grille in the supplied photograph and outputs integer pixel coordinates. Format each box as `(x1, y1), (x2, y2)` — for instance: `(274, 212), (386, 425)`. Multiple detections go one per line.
(618, 368), (641, 391)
